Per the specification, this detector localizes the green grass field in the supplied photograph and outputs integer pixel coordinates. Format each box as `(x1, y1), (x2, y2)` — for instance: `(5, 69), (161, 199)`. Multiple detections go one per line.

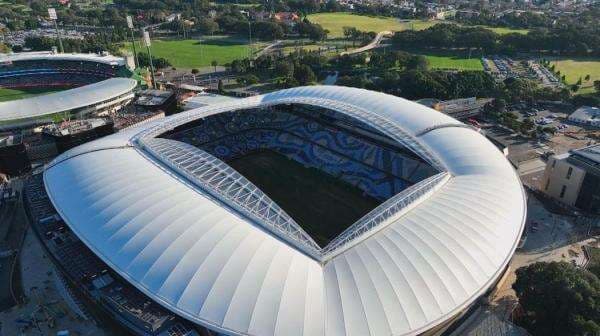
(307, 12), (410, 38)
(550, 58), (600, 94)
(126, 38), (253, 69)
(424, 54), (483, 71)
(307, 12), (526, 38)
(228, 150), (381, 246)
(0, 87), (66, 102)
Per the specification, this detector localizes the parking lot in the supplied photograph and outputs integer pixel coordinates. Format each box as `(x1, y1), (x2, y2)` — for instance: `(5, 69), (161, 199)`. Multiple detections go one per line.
(483, 56), (561, 89)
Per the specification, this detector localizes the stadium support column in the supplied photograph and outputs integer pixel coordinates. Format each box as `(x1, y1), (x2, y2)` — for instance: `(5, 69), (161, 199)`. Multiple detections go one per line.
(127, 16), (139, 69)
(143, 30), (157, 89)
(48, 8), (64, 53)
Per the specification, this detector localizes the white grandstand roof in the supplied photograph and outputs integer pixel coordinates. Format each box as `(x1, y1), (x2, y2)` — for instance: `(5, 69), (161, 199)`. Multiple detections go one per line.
(0, 51), (126, 65)
(44, 86), (526, 336)
(0, 78), (137, 123)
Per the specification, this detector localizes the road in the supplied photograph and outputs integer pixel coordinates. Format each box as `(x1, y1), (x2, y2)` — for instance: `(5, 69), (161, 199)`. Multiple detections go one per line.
(340, 31), (393, 56)
(253, 40), (282, 59)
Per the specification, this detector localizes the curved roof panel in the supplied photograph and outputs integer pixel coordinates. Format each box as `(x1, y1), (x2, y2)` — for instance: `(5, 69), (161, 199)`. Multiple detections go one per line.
(0, 51), (126, 65)
(44, 86), (526, 336)
(0, 78), (136, 123)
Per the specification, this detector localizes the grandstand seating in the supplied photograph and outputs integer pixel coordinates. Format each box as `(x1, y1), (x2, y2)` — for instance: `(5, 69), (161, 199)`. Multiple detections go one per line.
(166, 108), (437, 201)
(0, 59), (129, 89)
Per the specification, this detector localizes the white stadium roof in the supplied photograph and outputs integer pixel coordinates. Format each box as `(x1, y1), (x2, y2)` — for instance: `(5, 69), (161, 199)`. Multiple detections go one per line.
(44, 86), (526, 336)
(0, 51), (126, 65)
(0, 78), (137, 123)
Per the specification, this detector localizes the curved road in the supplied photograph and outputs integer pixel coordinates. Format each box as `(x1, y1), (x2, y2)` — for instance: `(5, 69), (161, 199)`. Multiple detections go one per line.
(340, 30), (393, 56)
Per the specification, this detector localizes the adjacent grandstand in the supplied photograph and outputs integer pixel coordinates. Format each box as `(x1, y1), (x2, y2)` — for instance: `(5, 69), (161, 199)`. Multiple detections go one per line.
(39, 86), (526, 336)
(0, 78), (137, 130)
(0, 51), (131, 90)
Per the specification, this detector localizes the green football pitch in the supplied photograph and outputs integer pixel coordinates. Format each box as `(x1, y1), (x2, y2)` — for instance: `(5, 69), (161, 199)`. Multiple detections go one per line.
(125, 38), (254, 69)
(0, 87), (66, 102)
(227, 150), (382, 247)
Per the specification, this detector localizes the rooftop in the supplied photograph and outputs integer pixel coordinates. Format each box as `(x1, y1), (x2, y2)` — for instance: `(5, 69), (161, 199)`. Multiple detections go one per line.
(43, 86), (526, 336)
(0, 51), (126, 66)
(572, 144), (600, 165)
(569, 106), (600, 121)
(0, 78), (137, 124)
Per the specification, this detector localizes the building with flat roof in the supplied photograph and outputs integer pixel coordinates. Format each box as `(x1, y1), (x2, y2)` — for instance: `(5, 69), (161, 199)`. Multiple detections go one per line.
(0, 134), (30, 176)
(416, 97), (488, 120)
(541, 144), (600, 214)
(568, 106), (600, 127)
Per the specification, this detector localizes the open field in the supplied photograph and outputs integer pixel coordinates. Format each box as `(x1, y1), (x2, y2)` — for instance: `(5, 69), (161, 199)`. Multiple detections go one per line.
(307, 13), (527, 38)
(307, 12), (409, 38)
(550, 58), (600, 94)
(424, 54), (483, 71)
(228, 150), (381, 246)
(126, 37), (255, 68)
(0, 87), (65, 102)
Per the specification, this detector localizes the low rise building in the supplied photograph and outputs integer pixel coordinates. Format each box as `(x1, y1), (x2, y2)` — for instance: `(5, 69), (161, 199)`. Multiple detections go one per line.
(541, 144), (600, 214)
(568, 106), (600, 127)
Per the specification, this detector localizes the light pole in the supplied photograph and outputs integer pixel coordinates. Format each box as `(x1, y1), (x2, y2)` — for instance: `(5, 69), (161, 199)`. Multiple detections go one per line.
(48, 8), (64, 53)
(143, 30), (157, 89)
(126, 16), (139, 69)
(248, 20), (252, 58)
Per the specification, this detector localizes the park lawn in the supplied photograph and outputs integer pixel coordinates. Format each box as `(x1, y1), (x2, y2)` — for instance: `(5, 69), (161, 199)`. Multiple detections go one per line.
(0, 87), (65, 102)
(550, 58), (600, 94)
(424, 54), (483, 71)
(307, 12), (408, 38)
(126, 38), (253, 69)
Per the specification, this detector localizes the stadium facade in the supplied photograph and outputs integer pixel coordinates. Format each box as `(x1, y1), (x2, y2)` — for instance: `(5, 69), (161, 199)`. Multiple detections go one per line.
(33, 86), (526, 336)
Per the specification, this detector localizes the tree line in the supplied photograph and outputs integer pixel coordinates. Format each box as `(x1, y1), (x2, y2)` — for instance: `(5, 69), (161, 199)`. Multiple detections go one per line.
(392, 23), (600, 56)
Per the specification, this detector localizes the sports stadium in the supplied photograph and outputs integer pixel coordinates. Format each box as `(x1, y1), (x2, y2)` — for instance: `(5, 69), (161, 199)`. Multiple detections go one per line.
(0, 51), (131, 90)
(0, 51), (135, 130)
(0, 78), (137, 130)
(26, 86), (526, 336)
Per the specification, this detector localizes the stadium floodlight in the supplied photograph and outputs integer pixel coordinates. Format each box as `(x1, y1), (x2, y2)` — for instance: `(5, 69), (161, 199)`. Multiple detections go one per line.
(126, 15), (139, 69)
(48, 8), (57, 20)
(48, 8), (63, 53)
(143, 31), (151, 47)
(143, 30), (157, 89)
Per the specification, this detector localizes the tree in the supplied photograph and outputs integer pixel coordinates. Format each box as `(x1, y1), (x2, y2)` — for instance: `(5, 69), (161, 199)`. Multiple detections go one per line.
(293, 64), (316, 85)
(521, 117), (535, 135)
(274, 61), (294, 78)
(513, 262), (600, 336)
(191, 68), (199, 75)
(594, 80), (600, 92)
(585, 74), (591, 81)
(196, 18), (219, 35)
(218, 79), (224, 93)
(406, 55), (429, 71)
(211, 60), (218, 73)
(0, 43), (10, 53)
(238, 74), (259, 85)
